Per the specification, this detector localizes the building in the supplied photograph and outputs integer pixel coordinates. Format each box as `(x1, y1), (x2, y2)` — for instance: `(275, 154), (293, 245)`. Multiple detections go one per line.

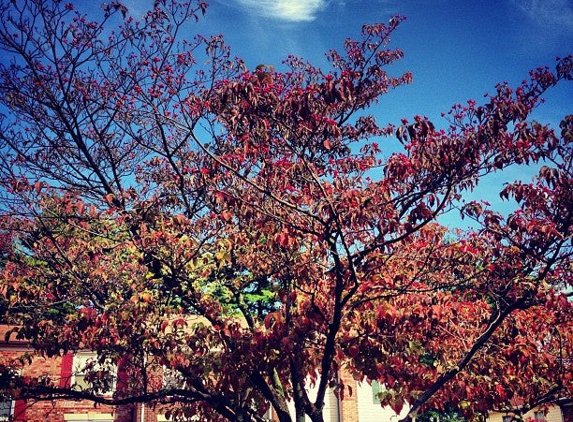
(1, 324), (570, 422)
(0, 325), (116, 421)
(489, 402), (573, 422)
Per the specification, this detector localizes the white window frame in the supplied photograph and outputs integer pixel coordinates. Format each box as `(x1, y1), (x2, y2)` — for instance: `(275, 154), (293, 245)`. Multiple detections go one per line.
(0, 368), (22, 421)
(162, 366), (187, 391)
(72, 352), (117, 395)
(0, 399), (14, 421)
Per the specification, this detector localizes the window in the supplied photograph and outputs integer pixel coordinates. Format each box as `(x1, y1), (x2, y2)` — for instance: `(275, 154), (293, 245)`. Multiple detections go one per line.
(0, 398), (25, 421)
(533, 411), (546, 421)
(73, 352), (94, 390)
(0, 369), (25, 421)
(160, 370), (200, 422)
(163, 366), (187, 391)
(503, 416), (514, 422)
(0, 400), (13, 421)
(72, 352), (116, 394)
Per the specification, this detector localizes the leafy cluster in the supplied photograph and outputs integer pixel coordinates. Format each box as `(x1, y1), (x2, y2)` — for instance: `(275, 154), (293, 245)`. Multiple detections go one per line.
(0, 1), (571, 422)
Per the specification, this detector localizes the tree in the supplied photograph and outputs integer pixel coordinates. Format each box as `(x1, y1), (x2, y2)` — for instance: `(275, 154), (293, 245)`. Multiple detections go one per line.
(0, 1), (571, 421)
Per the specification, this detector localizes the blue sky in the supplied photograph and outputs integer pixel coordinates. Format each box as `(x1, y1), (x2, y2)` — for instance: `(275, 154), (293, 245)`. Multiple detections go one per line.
(53, 0), (573, 224)
(182, 0), (571, 224)
(86, 0), (573, 134)
(189, 0), (573, 127)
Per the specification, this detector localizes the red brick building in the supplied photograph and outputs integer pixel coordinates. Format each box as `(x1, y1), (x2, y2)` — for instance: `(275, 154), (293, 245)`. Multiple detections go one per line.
(0, 322), (370, 422)
(1, 324), (570, 422)
(0, 325), (119, 421)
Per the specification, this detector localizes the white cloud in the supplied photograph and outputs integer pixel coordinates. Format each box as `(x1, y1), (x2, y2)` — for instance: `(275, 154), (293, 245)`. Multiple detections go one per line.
(513, 0), (573, 33)
(233, 0), (327, 22)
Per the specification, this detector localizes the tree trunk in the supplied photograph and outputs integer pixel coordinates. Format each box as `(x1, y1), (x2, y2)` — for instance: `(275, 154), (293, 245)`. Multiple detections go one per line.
(308, 411), (325, 422)
(295, 401), (306, 422)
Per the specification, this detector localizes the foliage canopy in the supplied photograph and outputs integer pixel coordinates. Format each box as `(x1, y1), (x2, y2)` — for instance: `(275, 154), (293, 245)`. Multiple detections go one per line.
(0, 1), (571, 422)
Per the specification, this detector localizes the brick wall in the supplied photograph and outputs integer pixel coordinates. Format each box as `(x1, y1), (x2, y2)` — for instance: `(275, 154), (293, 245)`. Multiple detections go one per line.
(338, 370), (359, 422)
(0, 345), (117, 422)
